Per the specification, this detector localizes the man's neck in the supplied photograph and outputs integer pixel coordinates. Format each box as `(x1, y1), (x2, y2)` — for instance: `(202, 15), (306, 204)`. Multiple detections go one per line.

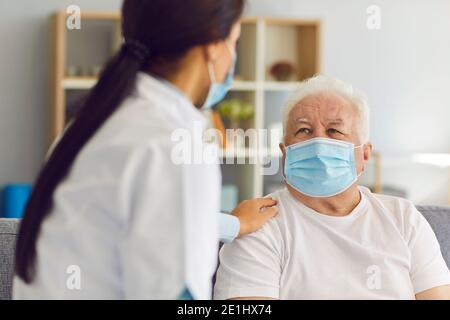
(287, 184), (362, 217)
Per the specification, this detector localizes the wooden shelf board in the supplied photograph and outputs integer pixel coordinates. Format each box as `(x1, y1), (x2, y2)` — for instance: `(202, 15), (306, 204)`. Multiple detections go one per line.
(60, 10), (120, 21)
(231, 80), (258, 91)
(62, 77), (97, 90)
(263, 17), (321, 26)
(263, 81), (300, 91)
(62, 77), (260, 91)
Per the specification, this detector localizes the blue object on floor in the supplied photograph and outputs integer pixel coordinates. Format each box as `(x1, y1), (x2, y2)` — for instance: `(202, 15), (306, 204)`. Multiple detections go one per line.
(2, 184), (32, 218)
(178, 288), (194, 300)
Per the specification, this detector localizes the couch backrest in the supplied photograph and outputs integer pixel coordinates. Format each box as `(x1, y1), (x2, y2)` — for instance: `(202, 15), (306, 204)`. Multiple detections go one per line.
(416, 205), (450, 268)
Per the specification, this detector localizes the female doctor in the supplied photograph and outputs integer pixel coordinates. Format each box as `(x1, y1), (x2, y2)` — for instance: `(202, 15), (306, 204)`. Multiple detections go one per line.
(14, 0), (277, 299)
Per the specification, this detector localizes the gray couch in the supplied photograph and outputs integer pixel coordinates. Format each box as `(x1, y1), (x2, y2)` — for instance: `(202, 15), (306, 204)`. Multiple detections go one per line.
(0, 219), (18, 300)
(1, 205), (449, 300)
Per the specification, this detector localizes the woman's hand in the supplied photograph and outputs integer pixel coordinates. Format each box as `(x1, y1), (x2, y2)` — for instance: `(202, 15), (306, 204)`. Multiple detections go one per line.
(232, 198), (278, 237)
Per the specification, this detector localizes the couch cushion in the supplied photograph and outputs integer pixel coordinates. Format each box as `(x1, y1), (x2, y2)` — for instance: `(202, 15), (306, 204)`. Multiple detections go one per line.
(416, 205), (450, 268)
(0, 219), (19, 300)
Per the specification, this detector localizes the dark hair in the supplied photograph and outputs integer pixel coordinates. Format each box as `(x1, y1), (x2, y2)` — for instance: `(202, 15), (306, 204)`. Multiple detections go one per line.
(16, 0), (244, 283)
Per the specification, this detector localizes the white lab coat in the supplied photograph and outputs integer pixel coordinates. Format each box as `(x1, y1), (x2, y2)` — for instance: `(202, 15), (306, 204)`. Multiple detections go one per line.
(13, 72), (221, 299)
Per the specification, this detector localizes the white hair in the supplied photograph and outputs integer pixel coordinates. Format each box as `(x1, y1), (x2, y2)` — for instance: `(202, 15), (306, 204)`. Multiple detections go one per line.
(282, 75), (370, 143)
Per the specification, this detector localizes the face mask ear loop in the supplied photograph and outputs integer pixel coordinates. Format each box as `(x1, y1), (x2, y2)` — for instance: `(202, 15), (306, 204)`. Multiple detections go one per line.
(208, 41), (234, 86)
(225, 41), (235, 60)
(207, 61), (217, 84)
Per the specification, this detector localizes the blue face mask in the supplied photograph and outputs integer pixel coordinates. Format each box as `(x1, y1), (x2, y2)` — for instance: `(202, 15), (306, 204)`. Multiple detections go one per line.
(202, 42), (236, 109)
(284, 137), (364, 197)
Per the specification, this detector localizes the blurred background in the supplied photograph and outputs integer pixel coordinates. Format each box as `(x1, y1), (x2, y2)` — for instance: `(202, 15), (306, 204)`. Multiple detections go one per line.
(0, 0), (449, 217)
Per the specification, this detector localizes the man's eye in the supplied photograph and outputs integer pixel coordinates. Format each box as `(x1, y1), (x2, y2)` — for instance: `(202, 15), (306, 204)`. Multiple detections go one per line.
(327, 128), (342, 135)
(297, 128), (312, 135)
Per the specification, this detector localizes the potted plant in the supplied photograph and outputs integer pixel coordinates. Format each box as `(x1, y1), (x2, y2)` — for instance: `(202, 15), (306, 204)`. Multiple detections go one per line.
(217, 99), (255, 149)
(217, 99), (254, 130)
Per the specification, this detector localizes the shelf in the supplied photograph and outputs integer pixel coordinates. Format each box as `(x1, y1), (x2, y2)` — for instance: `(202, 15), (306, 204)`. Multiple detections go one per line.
(263, 81), (300, 91)
(264, 21), (320, 82)
(62, 77), (97, 89)
(65, 18), (120, 76)
(231, 80), (258, 91)
(62, 77), (259, 92)
(77, 11), (120, 21)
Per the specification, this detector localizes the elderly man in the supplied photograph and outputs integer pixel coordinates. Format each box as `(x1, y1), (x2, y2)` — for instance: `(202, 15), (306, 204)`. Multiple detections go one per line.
(214, 75), (450, 300)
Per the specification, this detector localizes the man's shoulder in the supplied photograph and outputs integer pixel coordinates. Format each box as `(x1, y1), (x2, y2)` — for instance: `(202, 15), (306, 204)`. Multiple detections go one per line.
(361, 186), (416, 211)
(360, 186), (421, 229)
(265, 187), (289, 204)
(226, 188), (289, 247)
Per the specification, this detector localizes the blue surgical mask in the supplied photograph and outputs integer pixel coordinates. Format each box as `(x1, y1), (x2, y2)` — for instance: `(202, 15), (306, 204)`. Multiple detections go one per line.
(284, 137), (364, 197)
(202, 42), (236, 109)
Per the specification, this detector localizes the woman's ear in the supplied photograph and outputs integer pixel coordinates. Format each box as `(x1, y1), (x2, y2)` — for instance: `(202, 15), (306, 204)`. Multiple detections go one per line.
(204, 42), (221, 64)
(203, 41), (228, 83)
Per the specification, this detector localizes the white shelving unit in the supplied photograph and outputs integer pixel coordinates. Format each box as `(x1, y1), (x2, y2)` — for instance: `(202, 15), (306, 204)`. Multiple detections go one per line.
(220, 17), (321, 200)
(50, 12), (321, 204)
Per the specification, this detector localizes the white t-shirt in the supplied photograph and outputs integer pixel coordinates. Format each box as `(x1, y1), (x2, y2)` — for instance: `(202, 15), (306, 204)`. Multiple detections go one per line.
(214, 186), (450, 300)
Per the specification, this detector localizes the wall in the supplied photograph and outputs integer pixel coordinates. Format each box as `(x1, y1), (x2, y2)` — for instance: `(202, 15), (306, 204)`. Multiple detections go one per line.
(0, 0), (121, 186)
(247, 0), (450, 204)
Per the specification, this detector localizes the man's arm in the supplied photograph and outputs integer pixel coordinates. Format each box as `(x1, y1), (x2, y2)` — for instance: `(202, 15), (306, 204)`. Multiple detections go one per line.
(214, 214), (283, 300)
(416, 285), (450, 300)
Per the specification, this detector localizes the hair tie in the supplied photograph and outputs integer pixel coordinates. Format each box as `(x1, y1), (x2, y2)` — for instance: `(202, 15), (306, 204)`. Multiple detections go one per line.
(124, 39), (151, 62)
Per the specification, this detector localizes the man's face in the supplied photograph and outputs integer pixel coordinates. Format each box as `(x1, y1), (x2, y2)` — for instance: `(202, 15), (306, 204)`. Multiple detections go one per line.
(281, 91), (371, 176)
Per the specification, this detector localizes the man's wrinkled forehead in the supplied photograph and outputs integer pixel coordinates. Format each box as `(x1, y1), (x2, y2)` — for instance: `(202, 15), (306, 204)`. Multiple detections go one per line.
(288, 93), (355, 125)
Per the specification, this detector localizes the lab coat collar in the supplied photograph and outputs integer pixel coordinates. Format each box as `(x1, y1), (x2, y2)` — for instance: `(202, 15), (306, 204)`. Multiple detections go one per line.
(134, 72), (207, 126)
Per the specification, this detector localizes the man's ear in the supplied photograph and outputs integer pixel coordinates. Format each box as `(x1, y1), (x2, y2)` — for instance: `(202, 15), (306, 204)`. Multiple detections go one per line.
(279, 142), (285, 155)
(363, 142), (372, 166)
